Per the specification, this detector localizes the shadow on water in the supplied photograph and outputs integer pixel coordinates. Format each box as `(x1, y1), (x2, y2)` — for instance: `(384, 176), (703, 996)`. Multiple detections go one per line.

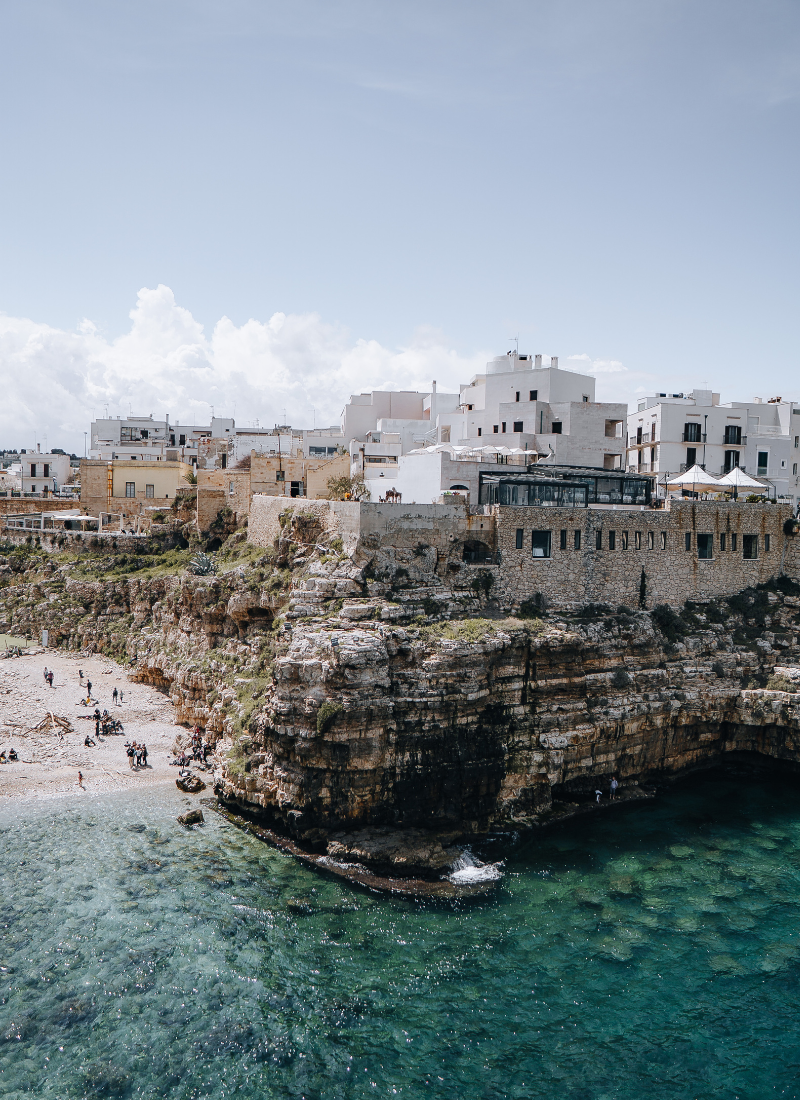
(1, 763), (800, 1098)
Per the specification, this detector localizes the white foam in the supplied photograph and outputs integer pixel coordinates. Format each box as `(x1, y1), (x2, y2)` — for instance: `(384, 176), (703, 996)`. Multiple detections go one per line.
(447, 850), (504, 885)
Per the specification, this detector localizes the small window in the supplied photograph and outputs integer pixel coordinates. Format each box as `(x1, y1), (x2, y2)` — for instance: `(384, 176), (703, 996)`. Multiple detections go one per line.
(685, 531), (692, 552)
(145, 484), (154, 498)
(758, 451), (769, 473)
(179, 434), (186, 446)
(502, 422), (506, 433)
(743, 534), (758, 559)
(515, 528), (523, 550)
(551, 422), (562, 434)
(513, 421), (523, 433)
(530, 390), (538, 401)
(595, 529), (602, 550)
(31, 484), (35, 492)
(634, 531), (641, 550)
(621, 531), (629, 550)
(647, 530), (654, 550)
(765, 534), (771, 552)
(515, 392), (520, 402)
(30, 464), (36, 477)
(609, 530), (616, 550)
(531, 531), (551, 558)
(125, 482), (135, 497)
(686, 447), (697, 466)
(697, 533), (713, 559)
(43, 463), (49, 477)
(731, 533), (737, 552)
(574, 530), (581, 550)
(794, 464), (798, 475)
(795, 436), (799, 448)
(229, 481), (235, 495)
(560, 529), (567, 550)
(276, 470), (285, 481)
(582, 395), (589, 403)
(720, 533), (726, 551)
(493, 425), (499, 434)
(477, 427), (482, 437)
(660, 531), (667, 550)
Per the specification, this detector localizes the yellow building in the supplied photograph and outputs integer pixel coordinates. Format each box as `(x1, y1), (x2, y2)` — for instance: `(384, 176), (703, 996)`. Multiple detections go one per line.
(81, 459), (194, 518)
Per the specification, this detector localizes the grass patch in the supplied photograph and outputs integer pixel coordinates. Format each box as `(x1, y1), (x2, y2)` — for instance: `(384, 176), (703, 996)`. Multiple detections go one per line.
(317, 701), (342, 734)
(419, 617), (544, 643)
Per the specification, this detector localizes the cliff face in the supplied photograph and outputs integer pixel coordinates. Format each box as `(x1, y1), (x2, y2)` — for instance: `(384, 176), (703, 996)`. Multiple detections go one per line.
(3, 533), (800, 861)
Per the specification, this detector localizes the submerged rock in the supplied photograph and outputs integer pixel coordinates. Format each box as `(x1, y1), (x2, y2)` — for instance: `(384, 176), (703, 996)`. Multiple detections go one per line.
(178, 808), (204, 826)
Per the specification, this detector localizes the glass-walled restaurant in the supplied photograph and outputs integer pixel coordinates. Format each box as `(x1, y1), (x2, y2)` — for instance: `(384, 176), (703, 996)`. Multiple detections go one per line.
(479, 466), (652, 508)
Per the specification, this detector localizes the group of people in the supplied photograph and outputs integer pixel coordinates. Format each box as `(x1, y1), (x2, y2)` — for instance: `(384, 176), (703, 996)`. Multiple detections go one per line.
(172, 727), (213, 768)
(595, 776), (620, 803)
(42, 667), (55, 688)
(0, 748), (18, 762)
(126, 741), (148, 768)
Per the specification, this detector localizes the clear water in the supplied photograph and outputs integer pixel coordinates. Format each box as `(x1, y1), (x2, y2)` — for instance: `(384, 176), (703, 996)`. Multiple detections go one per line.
(2, 772), (800, 1099)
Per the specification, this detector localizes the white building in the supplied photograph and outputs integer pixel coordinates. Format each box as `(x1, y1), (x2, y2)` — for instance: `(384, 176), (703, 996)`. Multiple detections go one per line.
(90, 415), (235, 464)
(20, 450), (72, 495)
(626, 389), (800, 503)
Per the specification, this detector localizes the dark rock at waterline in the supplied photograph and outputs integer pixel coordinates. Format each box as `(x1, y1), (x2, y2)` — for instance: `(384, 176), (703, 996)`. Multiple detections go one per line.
(325, 826), (464, 878)
(176, 775), (206, 794)
(178, 809), (204, 826)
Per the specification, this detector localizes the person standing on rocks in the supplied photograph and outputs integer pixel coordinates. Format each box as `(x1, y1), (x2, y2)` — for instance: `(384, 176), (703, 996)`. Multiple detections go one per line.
(610, 776), (619, 800)
(86, 678), (92, 698)
(112, 687), (118, 705)
(47, 671), (54, 688)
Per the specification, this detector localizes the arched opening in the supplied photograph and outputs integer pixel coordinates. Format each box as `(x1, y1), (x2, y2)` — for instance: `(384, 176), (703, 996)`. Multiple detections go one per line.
(462, 540), (493, 563)
(450, 484), (469, 491)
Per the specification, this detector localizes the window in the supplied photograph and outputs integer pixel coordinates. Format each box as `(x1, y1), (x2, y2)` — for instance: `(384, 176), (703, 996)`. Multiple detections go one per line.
(229, 481), (234, 495)
(583, 395), (589, 403)
(120, 426), (141, 442)
(650, 447), (656, 465)
(574, 530), (581, 550)
(30, 484), (35, 492)
(621, 531), (629, 550)
(502, 422), (506, 433)
(276, 470), (285, 481)
(758, 451), (769, 474)
(29, 464), (36, 477)
(636, 427), (643, 445)
(43, 463), (49, 477)
(795, 436), (799, 448)
(684, 422), (702, 442)
(608, 530), (616, 550)
(794, 464), (798, 476)
(647, 530), (654, 550)
(560, 529), (567, 550)
(221, 453), (227, 469)
(765, 534), (771, 552)
(686, 448), (697, 466)
(660, 531), (667, 550)
(530, 390), (538, 401)
(477, 427), (482, 437)
(635, 531), (642, 550)
(731, 533), (737, 551)
(697, 533), (713, 559)
(651, 424), (657, 442)
(493, 425), (499, 434)
(724, 425), (742, 445)
(596, 529), (603, 550)
(743, 534), (758, 559)
(515, 528), (523, 549)
(724, 451), (740, 473)
(720, 533), (726, 551)
(531, 531), (551, 558)
(125, 482), (135, 497)
(513, 421), (523, 433)
(145, 484), (154, 498)
(685, 532), (692, 552)
(515, 392), (520, 402)
(179, 434), (186, 446)
(551, 422), (562, 434)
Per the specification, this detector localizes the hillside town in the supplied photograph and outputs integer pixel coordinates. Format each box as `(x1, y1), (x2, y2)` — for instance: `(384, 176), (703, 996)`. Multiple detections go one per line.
(2, 351), (798, 547)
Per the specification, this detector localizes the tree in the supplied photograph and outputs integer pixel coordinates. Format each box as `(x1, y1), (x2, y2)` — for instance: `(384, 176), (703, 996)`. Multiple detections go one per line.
(183, 470), (198, 485)
(326, 474), (371, 501)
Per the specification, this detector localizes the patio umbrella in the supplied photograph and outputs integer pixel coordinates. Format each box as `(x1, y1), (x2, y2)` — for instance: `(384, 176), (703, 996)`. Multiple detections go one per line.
(666, 464), (722, 493)
(717, 467), (769, 499)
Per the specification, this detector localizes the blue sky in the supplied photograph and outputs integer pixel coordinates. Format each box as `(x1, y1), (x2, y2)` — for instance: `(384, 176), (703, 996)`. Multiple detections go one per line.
(1, 1), (799, 448)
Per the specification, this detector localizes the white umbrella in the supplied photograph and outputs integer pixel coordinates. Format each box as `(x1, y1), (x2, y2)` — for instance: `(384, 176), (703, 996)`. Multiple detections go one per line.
(666, 464), (722, 491)
(717, 468), (768, 491)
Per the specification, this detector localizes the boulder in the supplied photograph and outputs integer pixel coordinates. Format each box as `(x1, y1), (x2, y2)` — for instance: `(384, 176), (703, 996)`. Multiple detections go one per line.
(176, 774), (206, 793)
(178, 808), (204, 826)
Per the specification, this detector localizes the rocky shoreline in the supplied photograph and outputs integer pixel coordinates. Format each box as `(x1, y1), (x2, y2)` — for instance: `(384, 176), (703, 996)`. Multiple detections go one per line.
(2, 524), (800, 891)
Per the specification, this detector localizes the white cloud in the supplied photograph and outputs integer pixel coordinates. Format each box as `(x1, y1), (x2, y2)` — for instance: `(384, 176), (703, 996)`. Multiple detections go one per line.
(0, 285), (488, 452)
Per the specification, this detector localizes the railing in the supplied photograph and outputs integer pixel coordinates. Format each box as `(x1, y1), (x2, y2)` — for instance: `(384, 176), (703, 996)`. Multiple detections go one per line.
(681, 432), (705, 443)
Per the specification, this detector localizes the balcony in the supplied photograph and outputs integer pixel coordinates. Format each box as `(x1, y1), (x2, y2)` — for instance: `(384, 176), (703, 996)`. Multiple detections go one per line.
(682, 432), (705, 443)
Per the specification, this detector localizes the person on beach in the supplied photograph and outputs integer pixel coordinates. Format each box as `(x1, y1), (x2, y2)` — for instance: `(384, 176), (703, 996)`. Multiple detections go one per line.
(77, 771), (83, 787)
(610, 776), (619, 800)
(85, 734), (95, 747)
(86, 678), (92, 698)
(43, 666), (48, 683)
(595, 790), (602, 803)
(141, 743), (148, 766)
(94, 708), (101, 737)
(47, 671), (54, 688)
(79, 669), (84, 683)
(119, 689), (123, 703)
(112, 687), (118, 704)
(126, 742), (134, 768)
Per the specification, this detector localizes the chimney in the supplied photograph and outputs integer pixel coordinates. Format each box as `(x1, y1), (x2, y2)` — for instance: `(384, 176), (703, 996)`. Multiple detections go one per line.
(534, 354), (542, 368)
(551, 356), (558, 368)
(432, 380), (437, 393)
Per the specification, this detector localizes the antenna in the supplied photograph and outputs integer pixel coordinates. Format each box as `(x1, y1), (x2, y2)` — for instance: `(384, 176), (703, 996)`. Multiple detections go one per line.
(509, 335), (519, 355)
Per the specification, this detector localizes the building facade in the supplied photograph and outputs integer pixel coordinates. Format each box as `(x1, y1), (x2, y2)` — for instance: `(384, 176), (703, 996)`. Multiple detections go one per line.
(90, 415), (235, 464)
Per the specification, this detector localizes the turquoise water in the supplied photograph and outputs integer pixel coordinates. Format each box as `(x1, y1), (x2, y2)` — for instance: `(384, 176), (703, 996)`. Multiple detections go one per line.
(1, 773), (800, 1099)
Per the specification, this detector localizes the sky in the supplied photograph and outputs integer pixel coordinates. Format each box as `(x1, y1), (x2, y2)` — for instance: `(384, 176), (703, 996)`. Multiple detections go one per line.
(1, 0), (799, 452)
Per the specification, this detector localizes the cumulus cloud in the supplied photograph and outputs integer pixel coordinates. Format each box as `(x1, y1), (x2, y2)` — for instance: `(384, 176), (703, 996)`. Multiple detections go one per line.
(0, 286), (488, 452)
(0, 287), (645, 452)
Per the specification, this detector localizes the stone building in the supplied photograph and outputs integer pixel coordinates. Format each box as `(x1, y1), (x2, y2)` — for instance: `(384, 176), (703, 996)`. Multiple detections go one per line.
(80, 458), (194, 519)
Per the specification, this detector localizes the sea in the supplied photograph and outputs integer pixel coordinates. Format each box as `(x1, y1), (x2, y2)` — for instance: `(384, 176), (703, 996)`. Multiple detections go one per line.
(1, 769), (799, 1099)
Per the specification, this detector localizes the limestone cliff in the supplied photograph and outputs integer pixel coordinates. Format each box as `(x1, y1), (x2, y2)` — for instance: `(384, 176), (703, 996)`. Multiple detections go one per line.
(2, 530), (800, 877)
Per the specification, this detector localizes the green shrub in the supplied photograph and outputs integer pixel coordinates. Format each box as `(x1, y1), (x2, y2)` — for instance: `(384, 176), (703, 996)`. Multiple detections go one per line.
(711, 661), (726, 678)
(611, 668), (632, 688)
(766, 675), (796, 692)
(470, 569), (495, 597)
(330, 537), (343, 553)
(317, 701), (342, 734)
(519, 593), (548, 619)
(651, 604), (687, 644)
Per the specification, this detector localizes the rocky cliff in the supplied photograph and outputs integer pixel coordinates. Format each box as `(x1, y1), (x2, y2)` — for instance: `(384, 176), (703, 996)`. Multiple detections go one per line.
(3, 527), (800, 878)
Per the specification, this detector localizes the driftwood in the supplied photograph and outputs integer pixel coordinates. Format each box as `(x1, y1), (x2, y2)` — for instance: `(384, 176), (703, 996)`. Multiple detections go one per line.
(26, 712), (74, 738)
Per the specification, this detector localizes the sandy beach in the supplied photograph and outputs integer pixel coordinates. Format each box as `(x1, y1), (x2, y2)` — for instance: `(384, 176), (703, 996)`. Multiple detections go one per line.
(0, 649), (186, 801)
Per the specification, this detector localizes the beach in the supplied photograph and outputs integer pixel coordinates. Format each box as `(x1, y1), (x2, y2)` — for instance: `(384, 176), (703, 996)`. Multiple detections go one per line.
(0, 649), (182, 800)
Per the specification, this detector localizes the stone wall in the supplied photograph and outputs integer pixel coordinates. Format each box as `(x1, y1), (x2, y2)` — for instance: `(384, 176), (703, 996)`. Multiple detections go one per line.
(248, 496), (363, 553)
(486, 500), (798, 609)
(0, 499), (81, 517)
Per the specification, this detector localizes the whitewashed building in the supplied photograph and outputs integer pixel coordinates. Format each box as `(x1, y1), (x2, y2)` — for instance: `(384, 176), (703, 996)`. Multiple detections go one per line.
(626, 389), (800, 503)
(90, 415), (235, 465)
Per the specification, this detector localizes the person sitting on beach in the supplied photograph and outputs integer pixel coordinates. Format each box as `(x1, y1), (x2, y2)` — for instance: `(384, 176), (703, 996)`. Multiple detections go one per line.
(0, 751), (6, 763)
(84, 735), (95, 747)
(8, 749), (17, 761)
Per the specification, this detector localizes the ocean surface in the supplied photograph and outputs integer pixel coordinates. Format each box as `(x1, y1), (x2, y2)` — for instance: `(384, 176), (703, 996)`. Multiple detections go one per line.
(1, 771), (799, 1099)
